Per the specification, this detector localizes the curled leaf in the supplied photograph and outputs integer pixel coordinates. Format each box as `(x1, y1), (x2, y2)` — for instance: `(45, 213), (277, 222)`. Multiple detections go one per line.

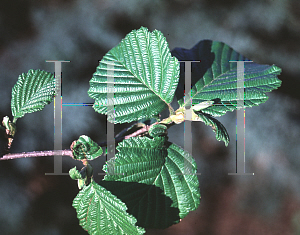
(148, 124), (167, 137)
(194, 110), (230, 146)
(71, 135), (103, 161)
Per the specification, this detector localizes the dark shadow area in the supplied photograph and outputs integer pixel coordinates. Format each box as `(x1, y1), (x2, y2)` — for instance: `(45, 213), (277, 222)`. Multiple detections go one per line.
(171, 40), (215, 102)
(99, 180), (180, 229)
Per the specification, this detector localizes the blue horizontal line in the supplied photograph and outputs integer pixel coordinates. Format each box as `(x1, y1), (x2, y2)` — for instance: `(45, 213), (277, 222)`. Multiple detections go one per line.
(62, 103), (94, 106)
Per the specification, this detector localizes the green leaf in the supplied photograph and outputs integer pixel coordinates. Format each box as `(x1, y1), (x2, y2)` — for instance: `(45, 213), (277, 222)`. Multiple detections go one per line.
(148, 123), (167, 137)
(177, 41), (282, 116)
(71, 135), (103, 160)
(73, 180), (145, 235)
(69, 166), (86, 189)
(88, 27), (180, 123)
(194, 111), (230, 146)
(69, 164), (94, 189)
(11, 69), (55, 119)
(69, 167), (83, 180)
(2, 116), (16, 136)
(103, 136), (200, 219)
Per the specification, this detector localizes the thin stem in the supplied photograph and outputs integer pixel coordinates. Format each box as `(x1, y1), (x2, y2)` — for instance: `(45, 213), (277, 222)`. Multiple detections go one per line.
(167, 103), (175, 115)
(0, 119), (176, 161)
(124, 122), (157, 139)
(13, 117), (18, 124)
(0, 149), (72, 160)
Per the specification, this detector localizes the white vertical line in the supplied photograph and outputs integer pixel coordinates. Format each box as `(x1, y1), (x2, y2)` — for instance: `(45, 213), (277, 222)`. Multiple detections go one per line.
(228, 61), (254, 176)
(45, 60), (70, 176)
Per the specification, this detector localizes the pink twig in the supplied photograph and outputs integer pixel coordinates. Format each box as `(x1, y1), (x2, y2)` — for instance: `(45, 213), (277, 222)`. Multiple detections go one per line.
(124, 122), (158, 139)
(0, 149), (73, 160)
(0, 122), (162, 160)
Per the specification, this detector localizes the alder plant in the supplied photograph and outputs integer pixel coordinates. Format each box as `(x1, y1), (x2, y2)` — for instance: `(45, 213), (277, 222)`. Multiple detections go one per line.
(0, 27), (282, 234)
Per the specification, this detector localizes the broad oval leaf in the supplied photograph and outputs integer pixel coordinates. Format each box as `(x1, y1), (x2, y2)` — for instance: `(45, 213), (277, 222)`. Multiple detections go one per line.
(71, 135), (103, 160)
(11, 69), (55, 119)
(172, 40), (282, 117)
(73, 180), (145, 235)
(103, 136), (200, 219)
(88, 27), (180, 123)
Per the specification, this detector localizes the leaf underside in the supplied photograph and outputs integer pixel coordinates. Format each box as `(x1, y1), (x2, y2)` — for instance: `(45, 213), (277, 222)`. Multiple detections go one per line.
(73, 180), (145, 235)
(103, 136), (200, 220)
(11, 69), (55, 119)
(172, 40), (282, 117)
(195, 111), (230, 146)
(88, 27), (180, 123)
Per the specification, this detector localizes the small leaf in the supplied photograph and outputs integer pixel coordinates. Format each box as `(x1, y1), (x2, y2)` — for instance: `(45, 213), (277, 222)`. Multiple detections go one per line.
(103, 136), (200, 219)
(11, 69), (55, 119)
(69, 167), (82, 180)
(73, 180), (145, 235)
(194, 110), (230, 146)
(69, 166), (88, 189)
(69, 164), (94, 186)
(2, 116), (16, 150)
(71, 135), (103, 160)
(148, 123), (167, 137)
(172, 40), (282, 116)
(88, 27), (180, 123)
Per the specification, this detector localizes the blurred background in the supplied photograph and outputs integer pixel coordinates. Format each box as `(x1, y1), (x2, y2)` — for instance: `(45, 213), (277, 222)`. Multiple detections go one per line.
(0, 0), (299, 234)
